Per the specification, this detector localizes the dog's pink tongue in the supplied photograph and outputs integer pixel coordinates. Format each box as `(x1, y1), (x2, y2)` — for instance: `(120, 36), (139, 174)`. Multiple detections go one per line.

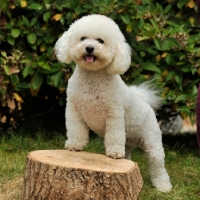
(85, 56), (94, 63)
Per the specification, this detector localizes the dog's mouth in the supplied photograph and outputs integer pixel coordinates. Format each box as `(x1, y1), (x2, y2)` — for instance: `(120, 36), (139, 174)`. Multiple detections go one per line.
(84, 55), (96, 63)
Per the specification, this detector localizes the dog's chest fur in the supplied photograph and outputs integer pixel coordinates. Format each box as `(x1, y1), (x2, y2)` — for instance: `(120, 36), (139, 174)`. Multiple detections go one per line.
(68, 67), (125, 135)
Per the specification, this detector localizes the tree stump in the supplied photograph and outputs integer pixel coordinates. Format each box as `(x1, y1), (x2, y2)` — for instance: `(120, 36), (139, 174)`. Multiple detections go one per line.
(21, 150), (143, 200)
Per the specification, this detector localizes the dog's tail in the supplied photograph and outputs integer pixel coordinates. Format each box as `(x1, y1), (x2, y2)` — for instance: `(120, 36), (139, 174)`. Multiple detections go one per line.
(131, 81), (163, 110)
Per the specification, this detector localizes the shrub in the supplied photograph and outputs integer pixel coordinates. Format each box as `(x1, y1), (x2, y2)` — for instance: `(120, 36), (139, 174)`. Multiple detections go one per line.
(0, 0), (199, 129)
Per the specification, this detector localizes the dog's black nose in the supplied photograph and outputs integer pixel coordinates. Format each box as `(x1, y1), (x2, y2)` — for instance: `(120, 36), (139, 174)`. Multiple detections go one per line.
(86, 45), (94, 54)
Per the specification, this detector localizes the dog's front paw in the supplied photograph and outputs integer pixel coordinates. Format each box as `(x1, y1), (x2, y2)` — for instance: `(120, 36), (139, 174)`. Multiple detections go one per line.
(65, 139), (86, 151)
(106, 145), (125, 159)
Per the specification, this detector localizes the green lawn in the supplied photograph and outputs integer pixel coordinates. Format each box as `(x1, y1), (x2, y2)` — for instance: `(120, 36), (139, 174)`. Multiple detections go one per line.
(0, 128), (199, 200)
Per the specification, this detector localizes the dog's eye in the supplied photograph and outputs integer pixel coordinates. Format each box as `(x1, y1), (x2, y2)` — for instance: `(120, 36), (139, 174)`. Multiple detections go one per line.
(80, 37), (87, 41)
(97, 38), (104, 44)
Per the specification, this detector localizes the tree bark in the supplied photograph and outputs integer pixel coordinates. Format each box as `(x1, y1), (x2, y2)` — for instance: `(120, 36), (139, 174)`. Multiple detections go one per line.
(21, 150), (143, 200)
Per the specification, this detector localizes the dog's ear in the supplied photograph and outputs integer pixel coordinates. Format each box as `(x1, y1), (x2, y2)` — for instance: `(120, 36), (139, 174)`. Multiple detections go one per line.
(107, 42), (131, 74)
(54, 31), (72, 64)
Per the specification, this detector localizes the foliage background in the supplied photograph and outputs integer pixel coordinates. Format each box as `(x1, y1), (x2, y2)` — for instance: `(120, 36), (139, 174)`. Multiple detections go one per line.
(0, 0), (200, 130)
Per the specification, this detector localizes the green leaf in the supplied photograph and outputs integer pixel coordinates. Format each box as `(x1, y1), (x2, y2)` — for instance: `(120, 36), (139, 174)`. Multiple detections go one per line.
(166, 90), (176, 101)
(60, 16), (65, 26)
(126, 22), (134, 33)
(17, 82), (31, 89)
(63, 2), (72, 9)
(42, 63), (50, 70)
(31, 73), (43, 89)
(166, 20), (182, 27)
(5, 23), (12, 29)
(55, 4), (63, 11)
(66, 12), (73, 22)
(3, 65), (10, 75)
(120, 14), (130, 24)
(156, 3), (163, 13)
(153, 38), (162, 50)
(38, 61), (51, 70)
(30, 44), (37, 50)
(161, 38), (179, 50)
(43, 11), (51, 22)
(43, 33), (54, 44)
(44, 0), (51, 4)
(188, 35), (200, 44)
(164, 4), (172, 14)
(30, 17), (37, 27)
(138, 18), (144, 29)
(146, 48), (158, 55)
(28, 4), (43, 10)
(37, 65), (60, 74)
(44, 3), (51, 9)
(174, 94), (188, 103)
(22, 15), (29, 27)
(11, 28), (20, 38)
(177, 105), (191, 113)
(175, 74), (183, 85)
(192, 85), (198, 95)
(0, 0), (8, 12)
(38, 61), (45, 67)
(165, 54), (176, 65)
(51, 71), (63, 87)
(162, 27), (173, 38)
(7, 36), (15, 45)
(150, 18), (159, 31)
(142, 62), (161, 74)
(75, 7), (83, 15)
(131, 67), (143, 78)
(37, 38), (43, 45)
(166, 71), (175, 81)
(1, 51), (7, 57)
(191, 68), (197, 75)
(23, 66), (34, 78)
(10, 75), (19, 86)
(180, 66), (191, 73)
(140, 51), (146, 57)
(176, 52), (186, 60)
(93, 0), (102, 6)
(27, 33), (37, 44)
(177, 0), (188, 9)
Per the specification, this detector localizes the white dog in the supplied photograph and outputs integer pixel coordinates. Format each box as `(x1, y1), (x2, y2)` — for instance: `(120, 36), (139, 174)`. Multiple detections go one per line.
(55, 14), (172, 192)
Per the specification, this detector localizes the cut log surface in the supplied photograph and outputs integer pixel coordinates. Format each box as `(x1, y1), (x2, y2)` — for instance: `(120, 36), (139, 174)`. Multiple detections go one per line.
(21, 150), (143, 200)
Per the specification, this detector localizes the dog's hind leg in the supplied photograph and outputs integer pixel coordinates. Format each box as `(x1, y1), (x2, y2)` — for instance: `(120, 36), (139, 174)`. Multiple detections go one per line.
(125, 145), (133, 160)
(125, 139), (138, 160)
(142, 133), (172, 192)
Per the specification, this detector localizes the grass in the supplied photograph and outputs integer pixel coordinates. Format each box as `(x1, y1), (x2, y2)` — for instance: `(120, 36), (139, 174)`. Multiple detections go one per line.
(0, 126), (200, 200)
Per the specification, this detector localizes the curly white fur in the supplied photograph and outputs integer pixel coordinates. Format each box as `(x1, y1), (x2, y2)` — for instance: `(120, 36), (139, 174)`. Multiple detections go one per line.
(55, 14), (172, 192)
(131, 81), (163, 110)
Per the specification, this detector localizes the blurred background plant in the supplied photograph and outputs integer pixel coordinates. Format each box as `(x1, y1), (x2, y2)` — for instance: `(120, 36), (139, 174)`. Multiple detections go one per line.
(0, 0), (199, 131)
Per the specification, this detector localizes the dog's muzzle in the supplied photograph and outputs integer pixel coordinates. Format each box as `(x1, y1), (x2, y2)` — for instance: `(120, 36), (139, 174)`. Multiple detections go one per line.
(86, 45), (94, 54)
(84, 45), (96, 63)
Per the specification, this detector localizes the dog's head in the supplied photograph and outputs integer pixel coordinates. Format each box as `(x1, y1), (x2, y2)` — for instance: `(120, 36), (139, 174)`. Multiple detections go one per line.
(55, 14), (131, 74)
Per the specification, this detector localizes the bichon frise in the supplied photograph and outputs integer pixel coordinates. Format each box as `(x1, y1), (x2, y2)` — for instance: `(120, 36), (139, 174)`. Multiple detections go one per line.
(55, 14), (172, 192)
